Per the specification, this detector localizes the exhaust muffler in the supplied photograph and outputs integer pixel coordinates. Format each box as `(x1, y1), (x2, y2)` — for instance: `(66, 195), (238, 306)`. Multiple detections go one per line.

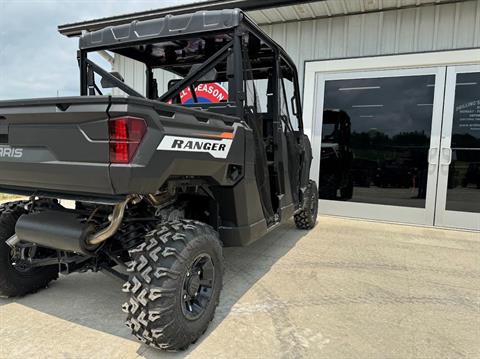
(15, 210), (95, 255)
(14, 197), (132, 255)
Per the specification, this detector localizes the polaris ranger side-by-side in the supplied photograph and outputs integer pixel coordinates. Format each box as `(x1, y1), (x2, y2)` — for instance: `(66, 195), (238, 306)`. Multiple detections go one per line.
(319, 110), (354, 200)
(0, 9), (318, 350)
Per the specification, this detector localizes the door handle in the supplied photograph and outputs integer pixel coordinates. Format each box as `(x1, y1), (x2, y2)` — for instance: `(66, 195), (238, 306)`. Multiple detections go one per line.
(441, 148), (452, 165)
(428, 147), (438, 165)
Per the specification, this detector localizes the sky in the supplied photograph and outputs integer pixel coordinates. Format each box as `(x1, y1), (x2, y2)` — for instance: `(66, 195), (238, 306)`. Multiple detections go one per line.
(0, 0), (203, 99)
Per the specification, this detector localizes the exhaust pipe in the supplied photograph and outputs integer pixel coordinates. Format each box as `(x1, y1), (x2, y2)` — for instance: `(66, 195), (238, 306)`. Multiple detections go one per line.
(6, 234), (20, 248)
(86, 197), (131, 246)
(14, 196), (133, 255)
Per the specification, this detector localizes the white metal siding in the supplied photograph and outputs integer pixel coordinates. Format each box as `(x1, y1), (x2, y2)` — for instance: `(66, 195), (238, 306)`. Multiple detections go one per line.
(113, 1), (480, 96)
(248, 0), (458, 24)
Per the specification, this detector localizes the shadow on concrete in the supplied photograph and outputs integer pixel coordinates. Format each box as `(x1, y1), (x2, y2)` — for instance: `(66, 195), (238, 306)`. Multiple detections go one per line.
(0, 221), (307, 358)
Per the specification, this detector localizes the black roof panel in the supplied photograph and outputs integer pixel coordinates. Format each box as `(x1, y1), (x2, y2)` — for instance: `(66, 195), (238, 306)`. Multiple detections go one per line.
(79, 9), (243, 51)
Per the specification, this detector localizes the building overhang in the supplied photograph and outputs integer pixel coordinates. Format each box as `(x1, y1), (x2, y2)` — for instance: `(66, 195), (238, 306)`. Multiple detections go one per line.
(58, 0), (319, 37)
(58, 0), (463, 38)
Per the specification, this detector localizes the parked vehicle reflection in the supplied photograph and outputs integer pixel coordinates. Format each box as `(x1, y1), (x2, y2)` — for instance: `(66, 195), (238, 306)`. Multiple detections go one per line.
(319, 75), (435, 208)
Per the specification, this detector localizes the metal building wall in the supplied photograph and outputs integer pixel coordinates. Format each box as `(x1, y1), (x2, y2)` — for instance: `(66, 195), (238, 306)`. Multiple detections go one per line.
(112, 1), (480, 96)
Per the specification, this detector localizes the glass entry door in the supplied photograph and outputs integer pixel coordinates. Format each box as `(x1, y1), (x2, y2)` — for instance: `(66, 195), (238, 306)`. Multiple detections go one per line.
(311, 67), (446, 225)
(435, 65), (480, 230)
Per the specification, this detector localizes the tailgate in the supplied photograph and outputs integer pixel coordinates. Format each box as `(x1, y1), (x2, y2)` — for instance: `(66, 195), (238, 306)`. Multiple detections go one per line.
(0, 97), (113, 196)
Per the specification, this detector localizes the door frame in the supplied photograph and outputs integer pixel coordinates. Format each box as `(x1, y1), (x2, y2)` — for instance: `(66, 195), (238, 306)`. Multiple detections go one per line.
(311, 67), (445, 225)
(434, 64), (480, 230)
(302, 49), (480, 226)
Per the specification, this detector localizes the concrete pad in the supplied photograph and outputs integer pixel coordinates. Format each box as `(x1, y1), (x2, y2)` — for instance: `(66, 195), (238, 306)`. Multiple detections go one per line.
(0, 303), (142, 359)
(0, 216), (479, 359)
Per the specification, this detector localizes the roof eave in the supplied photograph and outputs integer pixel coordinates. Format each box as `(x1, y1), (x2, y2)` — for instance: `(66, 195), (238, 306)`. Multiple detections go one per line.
(58, 0), (323, 37)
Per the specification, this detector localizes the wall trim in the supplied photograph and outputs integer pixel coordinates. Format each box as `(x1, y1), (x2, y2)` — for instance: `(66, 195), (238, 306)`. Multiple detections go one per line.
(304, 48), (480, 74)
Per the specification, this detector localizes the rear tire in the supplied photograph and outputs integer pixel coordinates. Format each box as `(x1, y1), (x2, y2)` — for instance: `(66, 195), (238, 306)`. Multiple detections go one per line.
(340, 178), (354, 200)
(0, 200), (28, 217)
(0, 206), (58, 297)
(318, 174), (337, 200)
(294, 180), (319, 230)
(122, 219), (223, 351)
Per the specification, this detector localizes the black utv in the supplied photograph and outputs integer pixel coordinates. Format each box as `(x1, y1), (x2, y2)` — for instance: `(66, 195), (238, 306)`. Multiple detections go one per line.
(0, 9), (318, 350)
(319, 109), (354, 200)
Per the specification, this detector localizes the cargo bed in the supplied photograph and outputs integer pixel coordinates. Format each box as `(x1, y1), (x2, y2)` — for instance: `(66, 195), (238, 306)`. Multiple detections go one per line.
(0, 96), (240, 201)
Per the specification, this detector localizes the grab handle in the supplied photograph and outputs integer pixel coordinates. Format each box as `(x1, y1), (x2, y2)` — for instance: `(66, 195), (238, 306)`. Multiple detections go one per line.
(441, 148), (452, 166)
(428, 147), (438, 165)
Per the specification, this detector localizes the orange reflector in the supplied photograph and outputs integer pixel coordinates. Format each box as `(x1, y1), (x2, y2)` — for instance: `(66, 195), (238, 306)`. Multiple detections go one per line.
(193, 131), (234, 139)
(219, 132), (234, 139)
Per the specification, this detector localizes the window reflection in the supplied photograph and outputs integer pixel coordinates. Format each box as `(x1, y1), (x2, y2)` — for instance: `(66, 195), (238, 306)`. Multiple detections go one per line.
(446, 72), (480, 213)
(320, 75), (435, 208)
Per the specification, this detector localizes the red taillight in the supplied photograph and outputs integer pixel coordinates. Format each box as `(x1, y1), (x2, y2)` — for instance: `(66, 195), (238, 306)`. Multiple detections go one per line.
(108, 116), (146, 163)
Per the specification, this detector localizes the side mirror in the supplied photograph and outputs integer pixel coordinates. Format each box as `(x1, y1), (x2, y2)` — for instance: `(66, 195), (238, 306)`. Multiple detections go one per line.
(100, 71), (124, 88)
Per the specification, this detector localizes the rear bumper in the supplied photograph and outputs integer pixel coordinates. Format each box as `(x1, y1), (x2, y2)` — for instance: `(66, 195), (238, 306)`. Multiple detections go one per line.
(0, 161), (113, 194)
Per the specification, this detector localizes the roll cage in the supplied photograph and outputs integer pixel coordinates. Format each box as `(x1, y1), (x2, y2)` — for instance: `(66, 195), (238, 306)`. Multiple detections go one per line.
(77, 9), (304, 131)
(77, 9), (307, 223)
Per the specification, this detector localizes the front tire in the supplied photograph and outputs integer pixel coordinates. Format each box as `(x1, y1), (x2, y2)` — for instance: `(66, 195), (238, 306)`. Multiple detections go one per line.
(294, 180), (319, 230)
(122, 220), (223, 351)
(0, 206), (58, 297)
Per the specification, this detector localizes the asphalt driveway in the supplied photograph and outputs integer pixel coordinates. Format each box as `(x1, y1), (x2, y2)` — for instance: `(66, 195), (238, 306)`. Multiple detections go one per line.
(0, 216), (479, 359)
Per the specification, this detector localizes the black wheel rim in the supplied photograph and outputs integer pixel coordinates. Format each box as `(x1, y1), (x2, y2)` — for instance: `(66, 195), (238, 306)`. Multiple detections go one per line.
(181, 253), (215, 321)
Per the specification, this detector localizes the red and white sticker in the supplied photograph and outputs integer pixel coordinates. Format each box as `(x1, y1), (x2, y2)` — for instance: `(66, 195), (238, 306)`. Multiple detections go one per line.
(179, 83), (228, 104)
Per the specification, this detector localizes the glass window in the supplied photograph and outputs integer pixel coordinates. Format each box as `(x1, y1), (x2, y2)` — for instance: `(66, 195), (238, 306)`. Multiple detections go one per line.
(319, 74), (436, 208)
(446, 72), (480, 213)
